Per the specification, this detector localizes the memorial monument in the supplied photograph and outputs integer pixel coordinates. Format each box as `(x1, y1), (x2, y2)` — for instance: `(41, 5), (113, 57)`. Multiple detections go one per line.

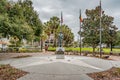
(56, 12), (65, 59)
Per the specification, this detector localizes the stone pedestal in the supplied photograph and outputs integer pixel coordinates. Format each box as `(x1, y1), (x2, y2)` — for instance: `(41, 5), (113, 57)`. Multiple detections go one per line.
(56, 47), (65, 59)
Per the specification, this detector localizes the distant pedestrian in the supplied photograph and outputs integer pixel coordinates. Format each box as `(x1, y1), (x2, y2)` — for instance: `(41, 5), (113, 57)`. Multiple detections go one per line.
(45, 45), (48, 53)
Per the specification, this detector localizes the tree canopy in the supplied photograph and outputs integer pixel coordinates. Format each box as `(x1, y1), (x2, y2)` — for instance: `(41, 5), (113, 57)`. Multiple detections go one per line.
(44, 16), (74, 47)
(0, 0), (42, 42)
(81, 6), (118, 53)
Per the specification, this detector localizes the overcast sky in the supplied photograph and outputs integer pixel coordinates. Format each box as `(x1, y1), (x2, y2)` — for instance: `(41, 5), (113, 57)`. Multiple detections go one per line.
(14, 0), (120, 41)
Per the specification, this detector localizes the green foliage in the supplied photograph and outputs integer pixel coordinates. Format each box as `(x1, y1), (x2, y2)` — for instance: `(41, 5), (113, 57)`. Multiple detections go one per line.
(9, 36), (22, 47)
(0, 0), (42, 43)
(48, 47), (120, 54)
(44, 16), (60, 47)
(81, 6), (118, 53)
(115, 30), (120, 46)
(44, 16), (74, 47)
(17, 0), (42, 36)
(18, 48), (27, 52)
(48, 47), (56, 51)
(7, 47), (19, 52)
(18, 47), (41, 53)
(48, 47), (93, 52)
(62, 25), (74, 47)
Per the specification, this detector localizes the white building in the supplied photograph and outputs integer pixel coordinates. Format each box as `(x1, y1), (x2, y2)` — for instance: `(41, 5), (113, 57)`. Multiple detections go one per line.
(0, 38), (9, 49)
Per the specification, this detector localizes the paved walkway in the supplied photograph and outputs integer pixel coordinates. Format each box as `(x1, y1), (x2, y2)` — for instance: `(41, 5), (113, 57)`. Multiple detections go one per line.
(0, 54), (120, 80)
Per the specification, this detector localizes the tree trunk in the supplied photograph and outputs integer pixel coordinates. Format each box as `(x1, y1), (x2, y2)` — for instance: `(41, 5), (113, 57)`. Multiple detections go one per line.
(92, 44), (96, 56)
(54, 39), (56, 47)
(110, 42), (113, 55)
(110, 42), (112, 52)
(41, 38), (43, 51)
(54, 31), (56, 47)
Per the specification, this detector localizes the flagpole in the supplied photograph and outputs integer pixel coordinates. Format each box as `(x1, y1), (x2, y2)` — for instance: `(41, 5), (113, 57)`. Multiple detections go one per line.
(79, 9), (82, 55)
(60, 12), (62, 33)
(100, 0), (102, 57)
(59, 11), (63, 47)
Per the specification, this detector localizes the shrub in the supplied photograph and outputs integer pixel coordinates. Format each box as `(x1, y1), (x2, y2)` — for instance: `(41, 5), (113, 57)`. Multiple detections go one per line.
(18, 48), (27, 53)
(6, 47), (19, 52)
(48, 47), (56, 51)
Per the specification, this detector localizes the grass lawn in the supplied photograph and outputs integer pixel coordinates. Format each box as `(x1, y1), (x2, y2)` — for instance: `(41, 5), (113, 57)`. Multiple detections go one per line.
(48, 47), (120, 54)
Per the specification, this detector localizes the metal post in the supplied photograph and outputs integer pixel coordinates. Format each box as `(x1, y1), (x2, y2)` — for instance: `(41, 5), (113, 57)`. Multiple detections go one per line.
(59, 12), (63, 47)
(99, 0), (102, 58)
(110, 30), (113, 54)
(79, 9), (82, 55)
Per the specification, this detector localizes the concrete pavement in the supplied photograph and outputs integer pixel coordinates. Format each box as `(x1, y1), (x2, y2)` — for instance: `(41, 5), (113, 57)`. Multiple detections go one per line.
(0, 55), (120, 80)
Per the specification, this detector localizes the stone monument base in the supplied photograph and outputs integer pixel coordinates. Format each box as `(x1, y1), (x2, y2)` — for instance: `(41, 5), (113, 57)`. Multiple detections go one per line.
(56, 47), (65, 59)
(56, 54), (64, 59)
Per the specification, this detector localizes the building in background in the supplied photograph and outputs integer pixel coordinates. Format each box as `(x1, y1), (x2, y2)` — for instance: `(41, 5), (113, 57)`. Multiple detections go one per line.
(0, 38), (9, 51)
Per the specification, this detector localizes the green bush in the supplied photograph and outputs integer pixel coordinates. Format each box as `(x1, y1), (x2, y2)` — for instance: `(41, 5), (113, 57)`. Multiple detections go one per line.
(65, 47), (73, 52)
(48, 47), (56, 51)
(7, 47), (19, 52)
(18, 48), (41, 53)
(19, 48), (27, 53)
(13, 46), (120, 54)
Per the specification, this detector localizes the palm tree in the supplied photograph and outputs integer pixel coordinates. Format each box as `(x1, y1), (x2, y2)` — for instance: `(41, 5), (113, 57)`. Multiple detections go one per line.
(44, 16), (60, 47)
(40, 30), (48, 51)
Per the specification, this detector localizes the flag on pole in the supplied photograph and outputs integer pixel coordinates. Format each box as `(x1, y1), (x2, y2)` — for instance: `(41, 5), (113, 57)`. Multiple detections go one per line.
(100, 0), (101, 14)
(79, 10), (82, 22)
(61, 12), (63, 23)
(100, 0), (104, 15)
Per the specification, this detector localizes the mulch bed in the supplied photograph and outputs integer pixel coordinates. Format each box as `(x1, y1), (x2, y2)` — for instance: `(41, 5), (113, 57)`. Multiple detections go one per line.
(87, 67), (120, 80)
(13, 55), (32, 58)
(0, 64), (28, 80)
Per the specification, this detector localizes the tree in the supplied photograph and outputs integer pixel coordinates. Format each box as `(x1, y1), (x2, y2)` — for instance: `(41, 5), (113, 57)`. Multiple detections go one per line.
(61, 25), (74, 47)
(0, 0), (11, 37)
(115, 30), (120, 46)
(44, 16), (74, 47)
(44, 16), (60, 47)
(40, 31), (48, 50)
(17, 0), (43, 37)
(0, 0), (8, 14)
(81, 6), (117, 55)
(0, 0), (43, 47)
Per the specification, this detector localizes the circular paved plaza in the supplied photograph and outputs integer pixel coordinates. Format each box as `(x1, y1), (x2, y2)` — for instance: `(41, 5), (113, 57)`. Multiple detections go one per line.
(0, 54), (120, 80)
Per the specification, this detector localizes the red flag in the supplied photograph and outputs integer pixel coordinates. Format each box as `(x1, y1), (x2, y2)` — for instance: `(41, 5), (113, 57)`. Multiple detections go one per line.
(80, 15), (82, 22)
(61, 12), (63, 23)
(79, 10), (82, 22)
